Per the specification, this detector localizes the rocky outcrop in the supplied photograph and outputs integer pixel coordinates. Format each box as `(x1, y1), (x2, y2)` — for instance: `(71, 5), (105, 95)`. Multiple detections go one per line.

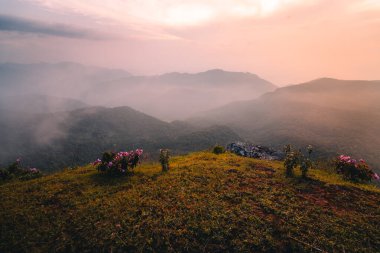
(227, 142), (285, 161)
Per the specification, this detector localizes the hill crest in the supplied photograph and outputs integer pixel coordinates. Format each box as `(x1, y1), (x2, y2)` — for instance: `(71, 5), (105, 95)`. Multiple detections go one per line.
(1, 151), (379, 252)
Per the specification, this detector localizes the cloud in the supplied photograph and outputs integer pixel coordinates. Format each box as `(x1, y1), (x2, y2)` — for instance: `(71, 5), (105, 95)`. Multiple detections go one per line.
(26, 0), (318, 27)
(0, 14), (102, 39)
(19, 0), (324, 41)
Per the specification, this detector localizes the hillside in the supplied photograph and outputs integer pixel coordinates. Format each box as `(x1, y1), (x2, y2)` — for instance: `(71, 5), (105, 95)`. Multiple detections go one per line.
(0, 106), (240, 171)
(1, 152), (379, 252)
(189, 78), (380, 169)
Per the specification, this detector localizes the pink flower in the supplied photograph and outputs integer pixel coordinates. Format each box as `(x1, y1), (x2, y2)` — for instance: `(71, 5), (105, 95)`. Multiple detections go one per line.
(29, 168), (39, 173)
(92, 159), (101, 166)
(359, 159), (365, 163)
(373, 173), (380, 180)
(116, 151), (130, 159)
(108, 162), (113, 167)
(339, 155), (351, 163)
(136, 149), (143, 156)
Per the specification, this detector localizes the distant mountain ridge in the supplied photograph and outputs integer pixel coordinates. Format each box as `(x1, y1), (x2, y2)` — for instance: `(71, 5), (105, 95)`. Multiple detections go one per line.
(86, 69), (276, 120)
(159, 69), (273, 87)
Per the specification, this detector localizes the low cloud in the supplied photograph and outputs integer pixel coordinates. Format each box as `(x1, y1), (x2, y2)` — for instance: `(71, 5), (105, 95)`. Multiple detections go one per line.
(0, 14), (102, 39)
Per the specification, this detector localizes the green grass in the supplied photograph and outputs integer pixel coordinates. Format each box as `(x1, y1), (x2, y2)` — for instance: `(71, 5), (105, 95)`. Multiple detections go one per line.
(1, 152), (379, 252)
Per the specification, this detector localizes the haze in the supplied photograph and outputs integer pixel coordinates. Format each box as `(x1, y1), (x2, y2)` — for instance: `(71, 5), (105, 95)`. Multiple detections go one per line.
(1, 0), (380, 85)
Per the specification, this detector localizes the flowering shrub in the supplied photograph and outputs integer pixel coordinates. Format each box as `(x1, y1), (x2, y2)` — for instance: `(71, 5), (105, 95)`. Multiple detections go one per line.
(0, 159), (41, 181)
(336, 155), (379, 182)
(93, 149), (143, 175)
(159, 149), (170, 172)
(19, 167), (42, 180)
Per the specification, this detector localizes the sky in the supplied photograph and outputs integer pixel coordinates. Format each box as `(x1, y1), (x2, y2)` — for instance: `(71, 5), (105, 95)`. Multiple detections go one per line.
(0, 0), (379, 85)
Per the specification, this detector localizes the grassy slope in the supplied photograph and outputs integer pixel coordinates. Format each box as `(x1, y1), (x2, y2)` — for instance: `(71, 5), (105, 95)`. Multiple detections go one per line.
(0, 152), (379, 252)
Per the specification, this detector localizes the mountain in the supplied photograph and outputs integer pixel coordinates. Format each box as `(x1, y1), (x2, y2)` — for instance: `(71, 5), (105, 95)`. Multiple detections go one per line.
(0, 62), (131, 98)
(189, 78), (380, 168)
(79, 69), (277, 120)
(0, 106), (241, 171)
(1, 151), (379, 252)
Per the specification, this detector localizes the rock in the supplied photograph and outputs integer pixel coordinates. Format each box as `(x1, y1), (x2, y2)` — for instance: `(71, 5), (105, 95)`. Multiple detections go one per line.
(226, 142), (285, 161)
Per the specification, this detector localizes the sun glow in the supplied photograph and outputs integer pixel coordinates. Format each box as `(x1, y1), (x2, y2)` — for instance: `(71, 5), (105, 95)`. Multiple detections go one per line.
(163, 4), (215, 26)
(260, 0), (281, 15)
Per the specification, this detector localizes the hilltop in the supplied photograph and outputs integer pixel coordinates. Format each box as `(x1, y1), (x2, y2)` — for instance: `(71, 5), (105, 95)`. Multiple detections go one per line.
(1, 151), (379, 252)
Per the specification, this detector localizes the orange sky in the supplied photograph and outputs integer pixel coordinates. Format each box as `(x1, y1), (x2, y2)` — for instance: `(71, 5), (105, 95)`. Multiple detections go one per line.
(0, 0), (379, 85)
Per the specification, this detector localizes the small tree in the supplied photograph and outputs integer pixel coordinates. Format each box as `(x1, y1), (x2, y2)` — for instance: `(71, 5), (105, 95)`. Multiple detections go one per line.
(283, 145), (313, 178)
(159, 149), (170, 172)
(300, 145), (313, 178)
(212, 145), (225, 154)
(284, 145), (300, 177)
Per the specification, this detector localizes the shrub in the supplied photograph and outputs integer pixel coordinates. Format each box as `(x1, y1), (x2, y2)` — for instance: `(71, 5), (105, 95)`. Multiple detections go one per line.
(212, 145), (225, 155)
(93, 149), (143, 176)
(0, 159), (41, 181)
(0, 168), (11, 180)
(19, 168), (42, 180)
(336, 155), (379, 182)
(7, 159), (23, 175)
(283, 145), (313, 178)
(159, 149), (170, 172)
